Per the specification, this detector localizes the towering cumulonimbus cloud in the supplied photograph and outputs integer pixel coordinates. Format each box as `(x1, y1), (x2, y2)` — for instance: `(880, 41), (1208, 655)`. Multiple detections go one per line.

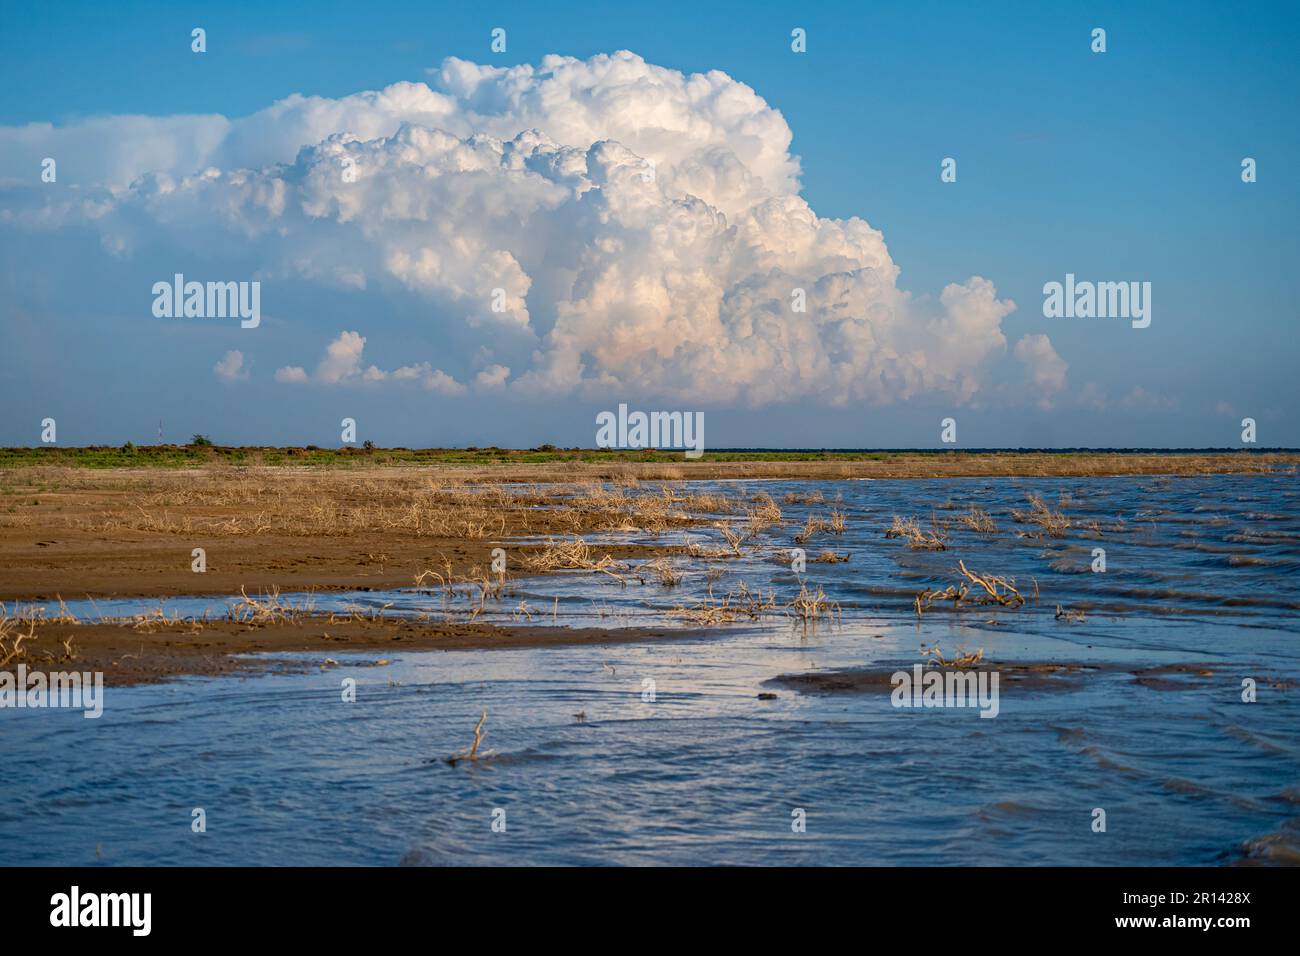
(0, 50), (1055, 406)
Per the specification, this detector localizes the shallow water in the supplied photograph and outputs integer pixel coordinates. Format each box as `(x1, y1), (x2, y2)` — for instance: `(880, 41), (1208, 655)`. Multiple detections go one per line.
(2, 473), (1298, 865)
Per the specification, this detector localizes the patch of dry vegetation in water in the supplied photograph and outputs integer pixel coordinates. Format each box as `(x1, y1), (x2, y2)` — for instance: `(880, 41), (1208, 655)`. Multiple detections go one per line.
(715, 523), (746, 555)
(794, 508), (848, 545)
(638, 556), (684, 587)
(2, 599), (89, 665)
(783, 490), (825, 505)
(885, 515), (948, 550)
(4, 587), (431, 641)
(664, 577), (839, 628)
(0, 607), (36, 666)
(668, 582), (778, 624)
(745, 491), (784, 539)
(413, 533), (680, 619)
(788, 581), (841, 624)
(228, 586), (310, 625)
(915, 560), (1026, 615)
(958, 506), (997, 533)
(521, 536), (629, 577)
(794, 514), (830, 544)
(924, 645), (986, 667)
(1012, 493), (1071, 538)
(812, 550), (851, 563)
(1055, 604), (1086, 623)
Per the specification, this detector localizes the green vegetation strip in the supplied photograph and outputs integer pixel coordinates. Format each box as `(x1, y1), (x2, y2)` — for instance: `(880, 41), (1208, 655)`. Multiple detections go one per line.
(0, 445), (1283, 470)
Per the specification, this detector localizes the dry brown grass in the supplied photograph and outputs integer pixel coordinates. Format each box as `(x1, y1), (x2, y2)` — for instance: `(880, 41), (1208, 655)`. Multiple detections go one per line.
(717, 523), (745, 555)
(958, 506), (997, 534)
(414, 556), (457, 596)
(1013, 493), (1070, 538)
(668, 582), (777, 624)
(640, 556), (684, 588)
(43, 471), (752, 544)
(560, 483), (742, 536)
(787, 581), (841, 624)
(812, 550), (851, 563)
(522, 537), (629, 580)
(957, 560), (1024, 606)
(96, 474), (531, 538)
(793, 508), (848, 545)
(0, 602), (88, 666)
(0, 610), (35, 666)
(130, 603), (206, 634)
(783, 490), (825, 505)
(745, 492), (783, 538)
(228, 587), (309, 626)
(679, 490), (737, 514)
(1, 454), (1291, 516)
(915, 560), (1025, 615)
(925, 645), (985, 667)
(885, 515), (948, 550)
(794, 514), (829, 544)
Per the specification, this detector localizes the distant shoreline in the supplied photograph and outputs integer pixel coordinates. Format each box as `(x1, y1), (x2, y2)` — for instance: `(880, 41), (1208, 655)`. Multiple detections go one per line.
(2, 445), (1297, 474)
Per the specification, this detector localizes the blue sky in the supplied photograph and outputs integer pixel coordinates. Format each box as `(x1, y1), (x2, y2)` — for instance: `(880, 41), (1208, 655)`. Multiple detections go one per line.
(1, 0), (1296, 448)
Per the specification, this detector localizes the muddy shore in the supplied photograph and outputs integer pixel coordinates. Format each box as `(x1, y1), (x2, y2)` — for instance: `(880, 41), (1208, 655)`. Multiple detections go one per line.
(0, 466), (720, 601)
(764, 661), (1266, 696)
(3, 455), (1296, 688)
(2, 454), (1293, 602)
(7, 616), (699, 686)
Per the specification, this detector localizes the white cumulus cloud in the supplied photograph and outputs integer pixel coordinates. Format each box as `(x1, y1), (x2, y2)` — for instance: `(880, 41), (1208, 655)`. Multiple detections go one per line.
(214, 350), (249, 383)
(0, 51), (1052, 409)
(274, 366), (309, 384)
(276, 330), (467, 393)
(474, 364), (511, 389)
(1013, 334), (1068, 408)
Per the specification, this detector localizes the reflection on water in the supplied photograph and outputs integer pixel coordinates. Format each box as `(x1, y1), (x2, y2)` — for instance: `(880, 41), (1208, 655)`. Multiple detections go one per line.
(2, 474), (1298, 864)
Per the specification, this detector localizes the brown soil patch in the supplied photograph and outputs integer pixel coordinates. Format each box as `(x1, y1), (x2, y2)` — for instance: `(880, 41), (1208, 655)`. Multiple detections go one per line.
(0, 467), (740, 600)
(8, 615), (700, 686)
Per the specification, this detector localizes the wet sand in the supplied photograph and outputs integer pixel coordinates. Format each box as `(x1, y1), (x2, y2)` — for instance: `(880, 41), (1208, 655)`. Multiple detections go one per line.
(769, 662), (1297, 696)
(768, 661), (1115, 695)
(10, 615), (698, 686)
(0, 530), (674, 603)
